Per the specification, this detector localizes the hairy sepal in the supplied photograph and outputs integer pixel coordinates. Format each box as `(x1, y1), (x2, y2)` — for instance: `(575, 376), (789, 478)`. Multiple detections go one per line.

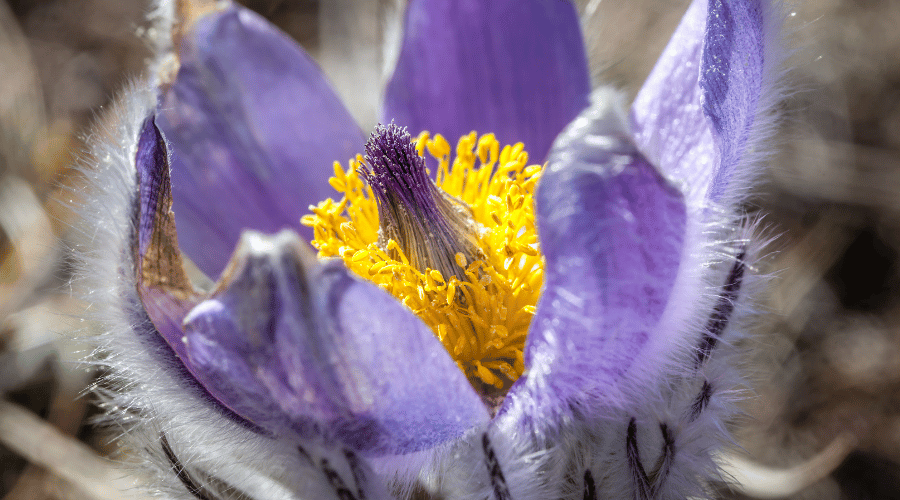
(74, 80), (398, 500)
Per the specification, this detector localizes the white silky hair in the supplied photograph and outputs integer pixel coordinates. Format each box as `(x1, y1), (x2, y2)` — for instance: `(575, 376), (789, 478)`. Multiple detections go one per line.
(75, 76), (405, 500)
(454, 203), (772, 500)
(70, 4), (387, 497)
(430, 39), (784, 494)
(467, 0), (791, 488)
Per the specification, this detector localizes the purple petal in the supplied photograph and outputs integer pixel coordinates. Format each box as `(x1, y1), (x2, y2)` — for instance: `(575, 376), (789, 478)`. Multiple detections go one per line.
(136, 117), (169, 258)
(383, 0), (590, 163)
(182, 230), (490, 455)
(158, 4), (365, 278)
(134, 116), (206, 394)
(503, 94), (686, 418)
(631, 0), (767, 205)
(701, 0), (766, 200)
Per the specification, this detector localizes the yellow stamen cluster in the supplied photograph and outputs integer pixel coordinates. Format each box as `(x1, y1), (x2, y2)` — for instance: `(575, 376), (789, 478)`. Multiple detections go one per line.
(302, 131), (543, 390)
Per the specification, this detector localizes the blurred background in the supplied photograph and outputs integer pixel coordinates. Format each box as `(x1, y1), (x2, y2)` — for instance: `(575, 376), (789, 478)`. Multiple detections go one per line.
(1, 0), (899, 498)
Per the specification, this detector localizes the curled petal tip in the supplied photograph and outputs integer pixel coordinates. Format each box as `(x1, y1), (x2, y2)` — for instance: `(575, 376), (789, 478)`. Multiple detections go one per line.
(135, 114), (202, 363)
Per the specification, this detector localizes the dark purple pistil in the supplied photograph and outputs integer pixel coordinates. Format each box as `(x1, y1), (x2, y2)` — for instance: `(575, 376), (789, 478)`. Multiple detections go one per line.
(360, 123), (479, 283)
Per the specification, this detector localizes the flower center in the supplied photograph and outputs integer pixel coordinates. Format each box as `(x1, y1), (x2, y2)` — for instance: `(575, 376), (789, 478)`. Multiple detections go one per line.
(302, 124), (543, 392)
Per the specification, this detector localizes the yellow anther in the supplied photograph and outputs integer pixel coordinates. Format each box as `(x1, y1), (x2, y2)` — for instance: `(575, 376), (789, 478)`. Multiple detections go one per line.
(477, 133), (499, 167)
(476, 362), (503, 389)
(415, 131), (430, 156)
(446, 281), (457, 306)
(523, 165), (541, 177)
(333, 161), (346, 180)
(510, 143), (524, 160)
(386, 239), (409, 265)
(499, 144), (513, 166)
(427, 133), (451, 159)
(519, 244), (539, 257)
(305, 131), (544, 390)
(456, 131), (477, 165)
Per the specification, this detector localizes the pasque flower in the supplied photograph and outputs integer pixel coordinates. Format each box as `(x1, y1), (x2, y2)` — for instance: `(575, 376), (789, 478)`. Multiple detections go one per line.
(80, 0), (784, 498)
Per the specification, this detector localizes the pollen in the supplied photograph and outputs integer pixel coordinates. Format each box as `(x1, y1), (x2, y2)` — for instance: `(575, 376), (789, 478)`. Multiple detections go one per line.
(302, 128), (543, 392)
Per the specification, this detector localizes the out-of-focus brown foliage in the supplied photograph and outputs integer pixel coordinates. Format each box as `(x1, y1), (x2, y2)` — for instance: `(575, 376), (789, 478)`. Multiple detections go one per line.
(1, 1), (899, 499)
(0, 1), (151, 498)
(743, 3), (900, 498)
